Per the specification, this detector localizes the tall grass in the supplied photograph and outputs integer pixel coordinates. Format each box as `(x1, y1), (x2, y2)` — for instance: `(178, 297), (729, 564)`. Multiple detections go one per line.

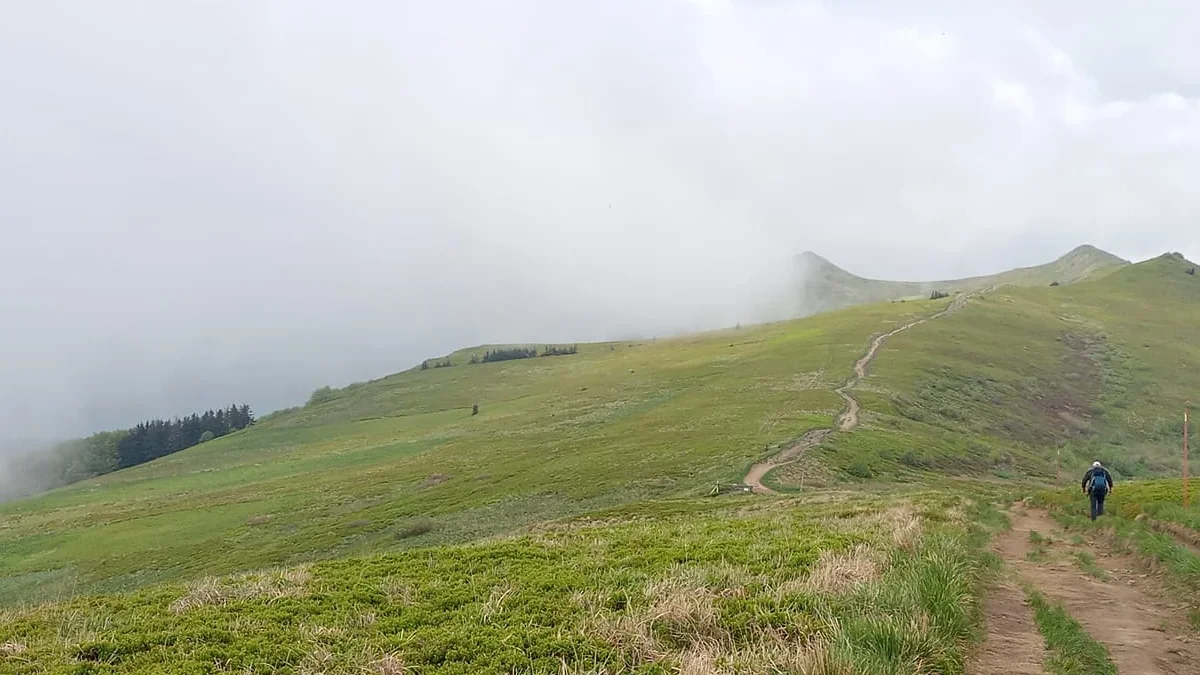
(823, 534), (981, 674)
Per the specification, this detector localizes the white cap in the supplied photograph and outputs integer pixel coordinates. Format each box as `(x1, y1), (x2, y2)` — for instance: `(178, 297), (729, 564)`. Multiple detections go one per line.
(1093, 461), (1102, 468)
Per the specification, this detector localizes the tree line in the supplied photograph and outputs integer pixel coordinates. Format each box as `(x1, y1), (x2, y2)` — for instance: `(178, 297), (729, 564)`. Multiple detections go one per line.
(114, 404), (255, 470)
(464, 345), (579, 365)
(6, 404), (255, 500)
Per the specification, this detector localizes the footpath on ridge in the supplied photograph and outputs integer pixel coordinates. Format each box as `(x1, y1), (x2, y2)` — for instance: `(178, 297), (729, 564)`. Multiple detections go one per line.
(744, 294), (969, 494)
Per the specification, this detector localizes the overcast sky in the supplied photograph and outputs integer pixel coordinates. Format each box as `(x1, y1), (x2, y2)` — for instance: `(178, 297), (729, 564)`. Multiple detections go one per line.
(2, 0), (1199, 440)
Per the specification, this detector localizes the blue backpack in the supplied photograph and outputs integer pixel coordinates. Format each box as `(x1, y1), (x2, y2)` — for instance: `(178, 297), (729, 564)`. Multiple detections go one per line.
(1091, 471), (1108, 493)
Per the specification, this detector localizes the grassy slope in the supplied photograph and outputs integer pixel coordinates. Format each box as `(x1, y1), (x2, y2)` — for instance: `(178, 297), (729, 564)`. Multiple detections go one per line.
(773, 252), (1200, 488)
(1, 251), (1196, 672)
(0, 300), (944, 605)
(796, 245), (1128, 315)
(0, 492), (997, 674)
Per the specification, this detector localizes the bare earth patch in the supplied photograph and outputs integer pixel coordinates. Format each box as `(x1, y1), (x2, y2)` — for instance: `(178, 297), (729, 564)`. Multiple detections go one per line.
(968, 581), (1045, 675)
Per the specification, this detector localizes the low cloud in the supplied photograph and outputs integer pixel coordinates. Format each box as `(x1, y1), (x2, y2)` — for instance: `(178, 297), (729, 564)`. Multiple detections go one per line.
(1, 0), (1197, 441)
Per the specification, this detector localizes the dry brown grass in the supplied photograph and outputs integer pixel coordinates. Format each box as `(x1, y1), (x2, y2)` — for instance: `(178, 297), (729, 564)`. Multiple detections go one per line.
(55, 609), (112, 649)
(297, 646), (335, 675)
(293, 645), (409, 675)
(570, 588), (608, 615)
(588, 612), (663, 665)
(366, 653), (408, 674)
(677, 634), (844, 675)
(585, 569), (723, 665)
(860, 505), (924, 550)
(480, 584), (513, 624)
(584, 565), (838, 673)
(170, 565), (312, 614)
(788, 543), (882, 595)
(380, 577), (415, 604)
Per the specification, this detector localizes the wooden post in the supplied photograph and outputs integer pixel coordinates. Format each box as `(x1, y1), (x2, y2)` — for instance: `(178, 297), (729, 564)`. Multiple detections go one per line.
(1056, 448), (1061, 486)
(1181, 403), (1190, 507)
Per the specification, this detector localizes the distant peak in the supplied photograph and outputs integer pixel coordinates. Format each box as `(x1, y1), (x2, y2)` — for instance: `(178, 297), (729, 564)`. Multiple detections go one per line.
(1059, 244), (1127, 264)
(797, 251), (831, 263)
(1061, 244), (1103, 258)
(795, 251), (840, 271)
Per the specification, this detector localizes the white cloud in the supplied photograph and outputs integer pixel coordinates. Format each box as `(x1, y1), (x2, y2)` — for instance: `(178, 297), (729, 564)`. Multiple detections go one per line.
(992, 80), (1038, 121)
(0, 0), (1198, 437)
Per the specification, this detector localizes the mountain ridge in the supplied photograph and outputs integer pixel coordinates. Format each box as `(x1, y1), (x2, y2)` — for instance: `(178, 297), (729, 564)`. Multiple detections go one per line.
(793, 244), (1129, 316)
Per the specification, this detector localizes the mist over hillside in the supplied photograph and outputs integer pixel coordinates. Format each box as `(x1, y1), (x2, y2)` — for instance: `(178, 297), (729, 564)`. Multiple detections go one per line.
(791, 245), (1129, 316)
(0, 243), (1159, 505)
(4, 0), (1200, 450)
(6, 1), (1200, 669)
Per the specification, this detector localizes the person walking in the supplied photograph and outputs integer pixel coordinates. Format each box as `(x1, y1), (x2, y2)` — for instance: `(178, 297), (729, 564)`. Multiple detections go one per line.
(1081, 461), (1114, 521)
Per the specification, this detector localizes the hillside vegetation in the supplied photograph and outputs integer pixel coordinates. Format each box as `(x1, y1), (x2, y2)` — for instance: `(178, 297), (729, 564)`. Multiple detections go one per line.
(0, 301), (942, 605)
(0, 491), (1002, 674)
(772, 252), (1199, 490)
(2, 249), (1198, 673)
(793, 244), (1128, 316)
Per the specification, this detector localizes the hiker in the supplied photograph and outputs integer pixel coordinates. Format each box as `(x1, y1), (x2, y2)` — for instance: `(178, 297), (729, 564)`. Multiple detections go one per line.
(1081, 461), (1114, 521)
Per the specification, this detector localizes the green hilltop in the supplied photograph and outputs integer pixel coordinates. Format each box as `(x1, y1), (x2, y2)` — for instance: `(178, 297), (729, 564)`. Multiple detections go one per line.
(1, 248), (1198, 673)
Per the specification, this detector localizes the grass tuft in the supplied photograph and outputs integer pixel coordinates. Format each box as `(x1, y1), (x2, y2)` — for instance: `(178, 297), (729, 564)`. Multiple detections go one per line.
(1071, 551), (1109, 580)
(1026, 530), (1052, 562)
(1026, 588), (1117, 675)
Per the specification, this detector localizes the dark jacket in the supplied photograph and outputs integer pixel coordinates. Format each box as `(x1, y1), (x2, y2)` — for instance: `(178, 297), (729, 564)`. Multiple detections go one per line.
(1082, 467), (1114, 492)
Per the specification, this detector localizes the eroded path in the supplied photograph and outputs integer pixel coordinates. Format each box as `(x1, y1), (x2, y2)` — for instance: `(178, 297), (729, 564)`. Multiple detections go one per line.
(744, 295), (968, 493)
(969, 578), (1045, 675)
(743, 429), (830, 495)
(977, 505), (1200, 675)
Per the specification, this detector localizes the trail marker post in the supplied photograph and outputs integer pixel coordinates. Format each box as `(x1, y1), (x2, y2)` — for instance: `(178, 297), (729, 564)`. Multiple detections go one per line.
(1185, 403), (1191, 508)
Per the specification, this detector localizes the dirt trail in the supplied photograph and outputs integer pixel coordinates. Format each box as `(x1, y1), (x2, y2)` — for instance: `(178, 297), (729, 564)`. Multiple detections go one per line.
(744, 429), (830, 495)
(980, 505), (1200, 675)
(968, 579), (1046, 675)
(743, 295), (968, 493)
(836, 293), (968, 430)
